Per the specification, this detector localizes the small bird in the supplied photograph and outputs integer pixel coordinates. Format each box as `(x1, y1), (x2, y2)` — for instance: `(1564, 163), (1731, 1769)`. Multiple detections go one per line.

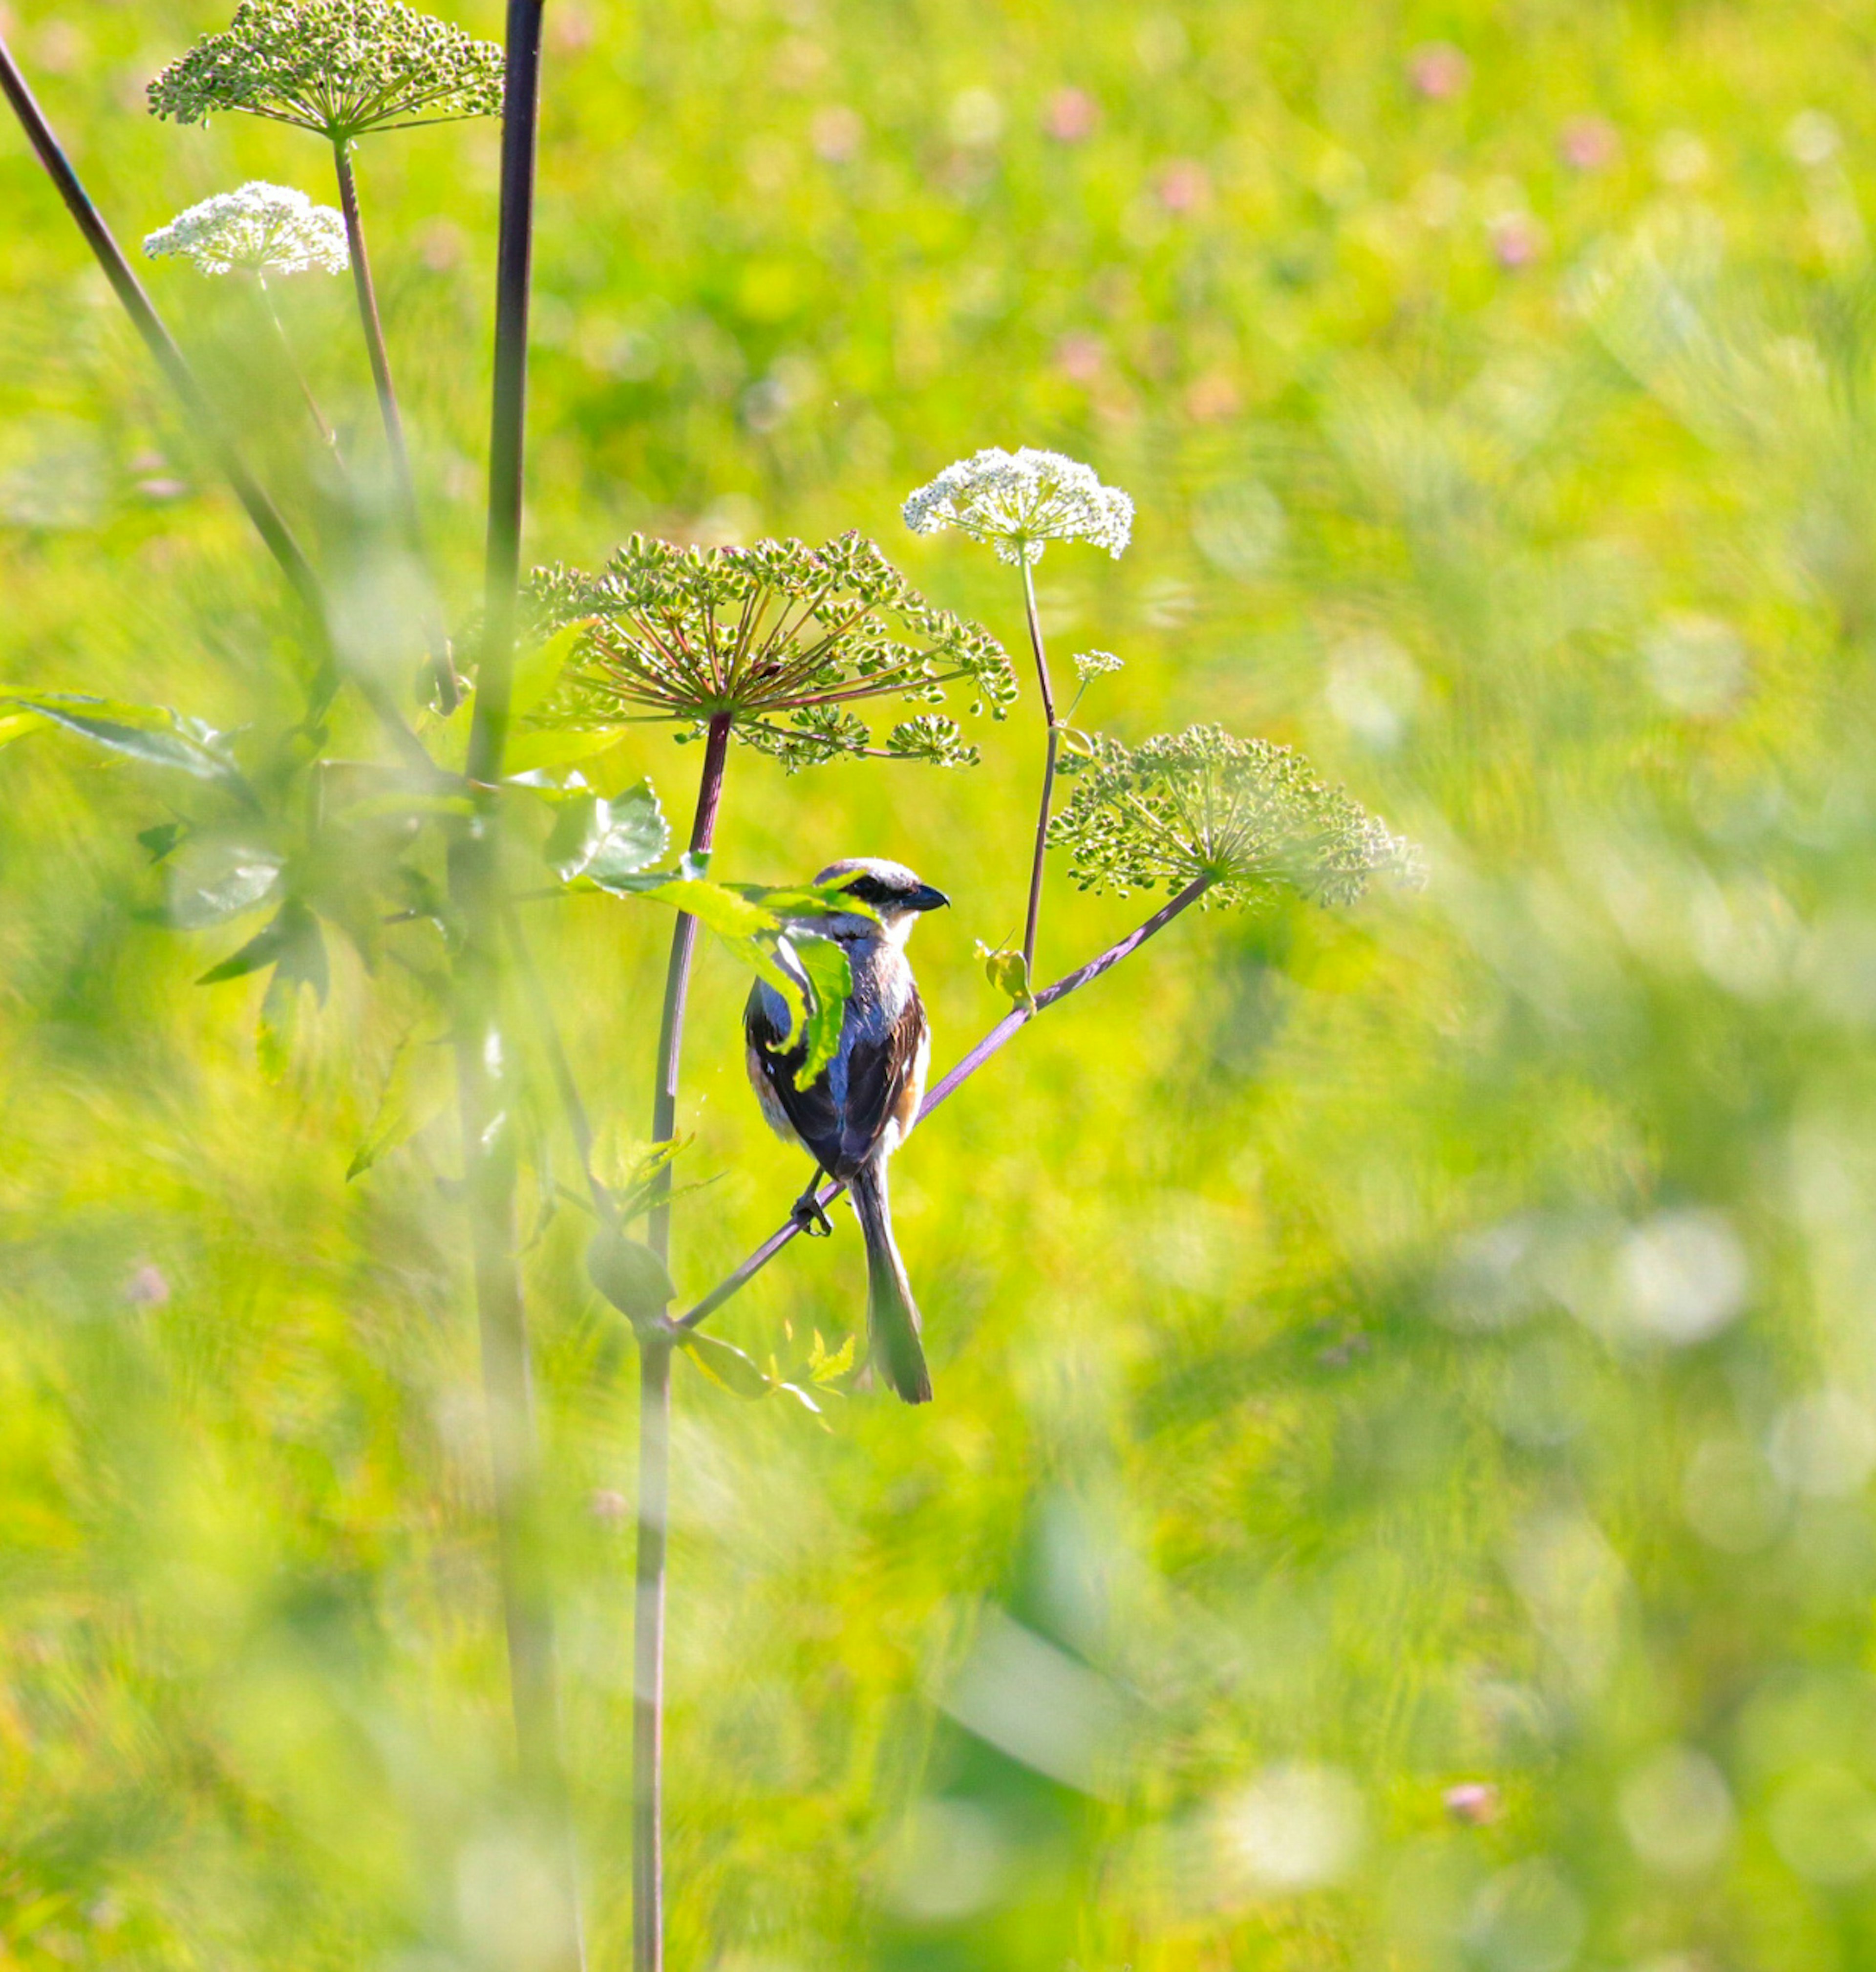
(744, 857), (950, 1403)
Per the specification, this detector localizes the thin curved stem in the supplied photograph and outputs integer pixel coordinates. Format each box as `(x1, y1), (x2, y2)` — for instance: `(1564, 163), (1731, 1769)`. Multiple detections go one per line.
(256, 275), (340, 455)
(333, 140), (462, 712)
(1020, 558), (1059, 977)
(678, 874), (1214, 1332)
(0, 32), (434, 773)
(634, 709), (733, 1972)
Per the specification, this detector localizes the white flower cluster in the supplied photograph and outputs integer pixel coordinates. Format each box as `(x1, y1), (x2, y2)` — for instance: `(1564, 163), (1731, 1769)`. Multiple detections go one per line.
(144, 182), (349, 279)
(902, 446), (1134, 565)
(1073, 649), (1124, 682)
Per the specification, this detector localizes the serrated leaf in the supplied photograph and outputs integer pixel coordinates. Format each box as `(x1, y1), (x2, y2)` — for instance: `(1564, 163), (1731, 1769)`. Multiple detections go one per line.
(677, 1329), (775, 1399)
(545, 779), (669, 884)
(586, 781), (669, 884)
(199, 899), (327, 998)
(347, 1030), (454, 1180)
(807, 1331), (857, 1383)
(4, 691), (247, 789)
(587, 1228), (677, 1324)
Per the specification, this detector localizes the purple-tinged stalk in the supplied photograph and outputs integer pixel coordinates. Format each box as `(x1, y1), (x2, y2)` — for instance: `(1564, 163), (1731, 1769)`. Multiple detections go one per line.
(677, 874), (1214, 1331)
(447, 3), (584, 1967)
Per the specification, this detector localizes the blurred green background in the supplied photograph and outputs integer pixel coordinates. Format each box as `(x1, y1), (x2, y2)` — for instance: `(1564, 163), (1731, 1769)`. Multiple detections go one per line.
(9, 0), (1876, 1966)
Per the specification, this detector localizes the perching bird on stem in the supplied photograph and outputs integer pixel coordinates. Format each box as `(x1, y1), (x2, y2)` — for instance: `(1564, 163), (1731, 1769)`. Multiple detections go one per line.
(745, 857), (949, 1403)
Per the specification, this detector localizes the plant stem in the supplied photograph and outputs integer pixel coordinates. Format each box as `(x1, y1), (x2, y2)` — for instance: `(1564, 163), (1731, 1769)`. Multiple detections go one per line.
(449, 4), (583, 1967)
(632, 1325), (673, 1972)
(257, 274), (340, 455)
(648, 713), (735, 1257)
(633, 708), (733, 1972)
(0, 47), (310, 604)
(0, 33), (445, 773)
(333, 139), (462, 712)
(1019, 558), (1059, 978)
(678, 873), (1214, 1331)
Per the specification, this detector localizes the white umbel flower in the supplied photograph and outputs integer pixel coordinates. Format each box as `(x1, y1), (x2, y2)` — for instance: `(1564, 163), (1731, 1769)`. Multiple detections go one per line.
(902, 446), (1134, 565)
(144, 182), (349, 278)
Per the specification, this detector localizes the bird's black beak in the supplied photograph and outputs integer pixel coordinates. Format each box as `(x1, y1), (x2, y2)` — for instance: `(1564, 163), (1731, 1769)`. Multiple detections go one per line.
(910, 883), (950, 913)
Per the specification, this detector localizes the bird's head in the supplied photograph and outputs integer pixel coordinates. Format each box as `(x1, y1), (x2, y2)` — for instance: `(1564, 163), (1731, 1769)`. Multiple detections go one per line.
(810, 857), (950, 944)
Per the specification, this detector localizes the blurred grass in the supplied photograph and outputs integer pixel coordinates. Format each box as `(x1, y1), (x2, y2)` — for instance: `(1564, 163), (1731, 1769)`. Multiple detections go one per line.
(10, 0), (1876, 1966)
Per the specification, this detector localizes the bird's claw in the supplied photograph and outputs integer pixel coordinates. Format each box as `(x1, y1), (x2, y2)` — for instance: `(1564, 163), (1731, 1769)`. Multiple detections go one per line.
(792, 1194), (834, 1238)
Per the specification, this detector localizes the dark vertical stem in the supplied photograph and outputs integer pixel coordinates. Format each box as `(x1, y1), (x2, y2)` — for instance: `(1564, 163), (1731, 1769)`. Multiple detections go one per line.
(0, 31), (437, 771)
(647, 712), (735, 1261)
(633, 709), (733, 1972)
(1019, 558), (1059, 977)
(333, 140), (461, 711)
(449, 4), (582, 1968)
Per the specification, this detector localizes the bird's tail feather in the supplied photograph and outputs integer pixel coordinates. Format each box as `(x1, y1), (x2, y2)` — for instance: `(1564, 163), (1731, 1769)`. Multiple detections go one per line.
(851, 1160), (932, 1404)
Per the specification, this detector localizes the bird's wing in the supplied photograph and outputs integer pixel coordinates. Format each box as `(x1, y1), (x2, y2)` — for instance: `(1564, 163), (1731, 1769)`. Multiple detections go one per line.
(840, 981), (928, 1170)
(744, 979), (842, 1168)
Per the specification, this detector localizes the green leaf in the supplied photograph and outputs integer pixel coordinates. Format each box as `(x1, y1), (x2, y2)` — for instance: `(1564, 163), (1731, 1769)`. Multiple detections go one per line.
(786, 931), (852, 1088)
(137, 822), (185, 863)
(586, 781), (669, 885)
(3, 691), (246, 789)
(503, 723), (629, 775)
(347, 1030), (454, 1180)
(198, 899), (327, 999)
(977, 941), (1035, 1010)
(805, 1329), (857, 1384)
(544, 779), (670, 884)
(250, 908), (329, 1082)
(587, 1228), (677, 1325)
(0, 710), (47, 751)
(167, 837), (284, 929)
(677, 1329), (775, 1399)
(627, 877), (775, 938)
(510, 619), (589, 722)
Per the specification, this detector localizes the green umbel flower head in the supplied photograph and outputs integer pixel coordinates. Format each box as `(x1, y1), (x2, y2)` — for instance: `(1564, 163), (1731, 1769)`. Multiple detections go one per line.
(147, 0), (503, 143)
(1049, 723), (1424, 909)
(527, 532), (1017, 772)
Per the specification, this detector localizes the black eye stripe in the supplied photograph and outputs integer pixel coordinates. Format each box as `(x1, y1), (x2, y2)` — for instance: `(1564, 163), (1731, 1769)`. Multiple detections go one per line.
(844, 874), (899, 906)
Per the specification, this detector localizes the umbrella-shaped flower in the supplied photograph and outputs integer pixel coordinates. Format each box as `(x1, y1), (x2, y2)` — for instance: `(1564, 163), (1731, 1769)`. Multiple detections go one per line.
(902, 445), (1134, 566)
(527, 531), (1016, 772)
(145, 181), (349, 277)
(1049, 723), (1424, 909)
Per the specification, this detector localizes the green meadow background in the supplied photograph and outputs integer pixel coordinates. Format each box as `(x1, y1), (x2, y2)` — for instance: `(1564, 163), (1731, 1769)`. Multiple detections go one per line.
(8, 0), (1876, 1966)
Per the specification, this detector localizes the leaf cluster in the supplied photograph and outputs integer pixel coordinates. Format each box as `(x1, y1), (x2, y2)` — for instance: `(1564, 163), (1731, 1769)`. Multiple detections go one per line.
(147, 0), (504, 143)
(526, 531), (1016, 772)
(1048, 722), (1426, 910)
